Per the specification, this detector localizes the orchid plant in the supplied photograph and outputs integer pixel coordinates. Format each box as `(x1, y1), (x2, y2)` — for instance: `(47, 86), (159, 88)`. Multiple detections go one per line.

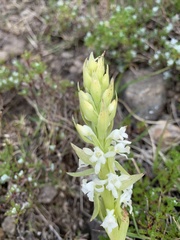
(68, 53), (143, 240)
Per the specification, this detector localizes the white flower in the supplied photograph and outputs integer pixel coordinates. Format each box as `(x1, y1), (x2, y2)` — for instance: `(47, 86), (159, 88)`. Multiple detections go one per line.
(120, 185), (133, 214)
(164, 52), (170, 59)
(18, 170), (24, 177)
(174, 44), (180, 53)
(28, 176), (33, 182)
(165, 23), (173, 33)
(21, 202), (30, 210)
(152, 6), (159, 13)
(106, 173), (130, 198)
(18, 158), (24, 164)
(11, 207), (17, 214)
(107, 126), (128, 142)
(114, 141), (131, 158)
(101, 209), (118, 234)
(172, 14), (179, 22)
(167, 59), (174, 66)
(176, 59), (180, 66)
(81, 178), (107, 202)
(83, 147), (115, 174)
(170, 38), (178, 45)
(163, 71), (171, 80)
(0, 174), (10, 183)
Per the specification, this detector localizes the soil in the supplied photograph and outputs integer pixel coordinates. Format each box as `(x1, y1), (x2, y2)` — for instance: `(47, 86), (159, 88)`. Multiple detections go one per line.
(0, 1), (179, 240)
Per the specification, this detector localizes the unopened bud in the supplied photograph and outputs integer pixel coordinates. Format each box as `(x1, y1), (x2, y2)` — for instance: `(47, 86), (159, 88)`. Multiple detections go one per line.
(90, 77), (102, 108)
(101, 65), (109, 92)
(80, 98), (97, 123)
(101, 78), (114, 107)
(87, 52), (97, 73)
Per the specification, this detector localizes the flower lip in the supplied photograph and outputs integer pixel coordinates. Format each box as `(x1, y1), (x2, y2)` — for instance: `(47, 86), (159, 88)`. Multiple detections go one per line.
(101, 209), (118, 234)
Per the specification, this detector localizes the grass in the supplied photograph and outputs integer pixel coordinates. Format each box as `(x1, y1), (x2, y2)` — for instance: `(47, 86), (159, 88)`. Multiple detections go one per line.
(0, 0), (179, 239)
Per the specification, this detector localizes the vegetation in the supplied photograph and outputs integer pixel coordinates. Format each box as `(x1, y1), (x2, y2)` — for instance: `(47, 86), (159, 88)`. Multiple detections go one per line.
(0, 0), (179, 239)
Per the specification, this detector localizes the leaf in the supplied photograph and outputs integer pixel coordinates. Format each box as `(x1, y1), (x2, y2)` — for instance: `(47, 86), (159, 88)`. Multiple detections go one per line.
(71, 143), (91, 165)
(115, 161), (129, 175)
(120, 173), (144, 191)
(90, 193), (100, 221)
(67, 168), (94, 177)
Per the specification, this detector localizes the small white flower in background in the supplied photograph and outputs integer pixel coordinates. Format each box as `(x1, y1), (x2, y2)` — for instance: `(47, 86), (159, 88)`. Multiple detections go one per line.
(167, 59), (174, 66)
(170, 38), (178, 45)
(21, 202), (30, 210)
(163, 71), (172, 80)
(0, 174), (10, 183)
(172, 14), (179, 22)
(18, 158), (24, 164)
(152, 6), (159, 13)
(28, 176), (33, 182)
(120, 185), (133, 214)
(18, 170), (24, 177)
(176, 59), (180, 66)
(83, 147), (115, 174)
(165, 23), (173, 33)
(81, 178), (107, 202)
(155, 0), (161, 3)
(174, 44), (180, 53)
(106, 173), (130, 198)
(101, 209), (118, 234)
(164, 52), (170, 59)
(11, 207), (17, 214)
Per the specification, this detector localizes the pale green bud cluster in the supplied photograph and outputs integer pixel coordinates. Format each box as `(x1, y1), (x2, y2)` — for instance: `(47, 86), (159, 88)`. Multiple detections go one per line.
(79, 53), (117, 141)
(69, 53), (143, 240)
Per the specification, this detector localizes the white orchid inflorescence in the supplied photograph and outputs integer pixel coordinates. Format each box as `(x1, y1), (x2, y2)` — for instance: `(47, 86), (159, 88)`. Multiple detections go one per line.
(68, 53), (143, 240)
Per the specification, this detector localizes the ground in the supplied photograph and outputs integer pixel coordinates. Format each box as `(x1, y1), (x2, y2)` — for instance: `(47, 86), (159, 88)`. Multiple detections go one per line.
(0, 1), (180, 240)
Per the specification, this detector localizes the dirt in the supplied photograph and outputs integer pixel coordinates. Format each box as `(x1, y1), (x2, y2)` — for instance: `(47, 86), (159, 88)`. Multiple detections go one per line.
(0, 1), (179, 240)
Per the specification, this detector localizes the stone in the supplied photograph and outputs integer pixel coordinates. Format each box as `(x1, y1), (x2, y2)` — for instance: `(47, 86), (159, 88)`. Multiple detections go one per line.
(38, 185), (57, 204)
(149, 120), (180, 151)
(122, 68), (166, 120)
(1, 216), (16, 235)
(0, 51), (9, 62)
(3, 37), (25, 57)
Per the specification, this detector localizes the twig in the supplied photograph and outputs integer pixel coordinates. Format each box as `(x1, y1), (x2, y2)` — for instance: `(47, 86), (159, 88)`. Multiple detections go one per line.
(35, 206), (63, 240)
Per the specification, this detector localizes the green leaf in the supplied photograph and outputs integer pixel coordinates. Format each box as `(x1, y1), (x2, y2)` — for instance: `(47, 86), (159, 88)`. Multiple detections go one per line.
(67, 168), (94, 177)
(120, 173), (144, 191)
(115, 161), (129, 175)
(71, 143), (91, 165)
(90, 193), (100, 221)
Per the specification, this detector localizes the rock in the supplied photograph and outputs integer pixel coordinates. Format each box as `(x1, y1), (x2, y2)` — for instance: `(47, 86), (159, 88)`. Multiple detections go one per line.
(149, 120), (180, 151)
(1, 216), (16, 236)
(38, 185), (57, 204)
(3, 37), (25, 57)
(0, 51), (9, 62)
(122, 68), (166, 120)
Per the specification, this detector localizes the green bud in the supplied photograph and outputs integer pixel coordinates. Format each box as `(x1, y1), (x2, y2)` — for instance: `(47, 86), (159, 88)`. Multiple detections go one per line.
(90, 77), (102, 109)
(78, 90), (94, 107)
(83, 62), (91, 92)
(101, 78), (114, 107)
(79, 98), (97, 123)
(87, 52), (97, 73)
(101, 65), (110, 92)
(76, 124), (96, 144)
(96, 56), (105, 80)
(97, 102), (110, 140)
(108, 98), (117, 121)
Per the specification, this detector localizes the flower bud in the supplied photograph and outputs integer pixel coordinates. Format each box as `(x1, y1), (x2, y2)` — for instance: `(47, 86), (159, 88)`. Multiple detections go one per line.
(87, 52), (97, 73)
(101, 65), (109, 92)
(101, 78), (114, 107)
(96, 56), (105, 80)
(79, 98), (97, 123)
(90, 77), (102, 108)
(83, 62), (91, 92)
(76, 124), (96, 144)
(97, 108), (110, 140)
(108, 98), (117, 121)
